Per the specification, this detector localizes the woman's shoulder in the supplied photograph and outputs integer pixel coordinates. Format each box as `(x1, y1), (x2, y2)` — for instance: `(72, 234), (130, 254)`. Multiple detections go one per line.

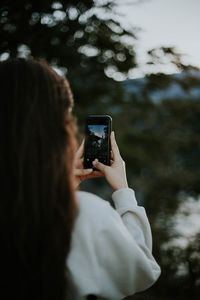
(76, 190), (112, 215)
(76, 190), (109, 204)
(75, 191), (116, 235)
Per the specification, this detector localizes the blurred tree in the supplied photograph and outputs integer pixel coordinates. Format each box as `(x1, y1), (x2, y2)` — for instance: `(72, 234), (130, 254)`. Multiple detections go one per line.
(156, 232), (200, 300)
(0, 0), (137, 122)
(121, 70), (200, 300)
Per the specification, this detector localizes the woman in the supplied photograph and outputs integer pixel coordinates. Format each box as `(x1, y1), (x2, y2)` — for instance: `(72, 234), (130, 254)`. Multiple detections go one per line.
(0, 58), (161, 300)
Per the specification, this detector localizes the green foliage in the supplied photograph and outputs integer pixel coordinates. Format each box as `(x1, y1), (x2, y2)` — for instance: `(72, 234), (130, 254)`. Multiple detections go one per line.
(119, 73), (200, 300)
(0, 0), (136, 119)
(157, 233), (200, 300)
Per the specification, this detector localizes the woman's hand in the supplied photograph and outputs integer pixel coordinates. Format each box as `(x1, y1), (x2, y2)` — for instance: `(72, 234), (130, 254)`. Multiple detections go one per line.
(73, 139), (104, 189)
(92, 131), (128, 191)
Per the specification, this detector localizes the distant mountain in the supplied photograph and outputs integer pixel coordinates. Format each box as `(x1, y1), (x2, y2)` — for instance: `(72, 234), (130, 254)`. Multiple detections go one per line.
(123, 68), (200, 103)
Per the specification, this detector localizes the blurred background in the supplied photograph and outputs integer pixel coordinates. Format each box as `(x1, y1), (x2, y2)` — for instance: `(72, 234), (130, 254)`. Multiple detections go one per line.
(0, 0), (200, 299)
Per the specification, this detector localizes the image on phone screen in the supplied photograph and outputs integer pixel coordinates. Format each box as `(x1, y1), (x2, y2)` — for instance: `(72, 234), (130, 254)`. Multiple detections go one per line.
(85, 125), (109, 157)
(84, 115), (112, 169)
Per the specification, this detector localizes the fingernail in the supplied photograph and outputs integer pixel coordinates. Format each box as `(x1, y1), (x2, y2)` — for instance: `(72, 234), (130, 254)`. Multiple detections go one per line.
(86, 168), (93, 172)
(112, 131), (115, 136)
(92, 159), (98, 165)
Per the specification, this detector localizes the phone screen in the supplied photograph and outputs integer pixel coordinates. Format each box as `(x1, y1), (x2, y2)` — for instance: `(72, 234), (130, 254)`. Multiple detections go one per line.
(84, 115), (112, 169)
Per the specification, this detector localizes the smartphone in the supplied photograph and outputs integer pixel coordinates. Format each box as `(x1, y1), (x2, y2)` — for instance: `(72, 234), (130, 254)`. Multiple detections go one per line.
(84, 115), (112, 170)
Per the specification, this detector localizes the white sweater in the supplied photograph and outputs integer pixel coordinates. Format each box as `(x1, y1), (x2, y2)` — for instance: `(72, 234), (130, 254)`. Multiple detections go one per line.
(67, 188), (161, 300)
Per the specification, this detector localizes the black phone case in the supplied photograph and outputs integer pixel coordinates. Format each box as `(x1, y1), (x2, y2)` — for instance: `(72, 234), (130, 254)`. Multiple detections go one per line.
(84, 115), (112, 170)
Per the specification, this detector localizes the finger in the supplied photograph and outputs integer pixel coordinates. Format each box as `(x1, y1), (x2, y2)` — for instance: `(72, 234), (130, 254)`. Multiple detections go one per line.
(110, 131), (121, 161)
(86, 171), (104, 179)
(110, 150), (114, 160)
(75, 139), (85, 159)
(77, 157), (84, 167)
(92, 159), (107, 173)
(74, 168), (92, 176)
(92, 171), (104, 177)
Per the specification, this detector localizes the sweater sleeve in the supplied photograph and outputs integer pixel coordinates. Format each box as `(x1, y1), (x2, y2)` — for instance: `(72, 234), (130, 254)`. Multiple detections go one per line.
(96, 188), (161, 300)
(112, 188), (153, 252)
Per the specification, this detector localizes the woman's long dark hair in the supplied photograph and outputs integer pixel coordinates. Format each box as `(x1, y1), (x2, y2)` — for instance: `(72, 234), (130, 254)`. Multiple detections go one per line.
(0, 58), (78, 299)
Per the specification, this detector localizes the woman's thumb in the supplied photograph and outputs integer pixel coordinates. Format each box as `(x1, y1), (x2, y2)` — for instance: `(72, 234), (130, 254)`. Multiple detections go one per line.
(92, 159), (106, 173)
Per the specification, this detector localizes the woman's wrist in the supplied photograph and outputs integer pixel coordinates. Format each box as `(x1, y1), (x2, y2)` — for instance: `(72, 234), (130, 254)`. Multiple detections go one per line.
(113, 182), (129, 191)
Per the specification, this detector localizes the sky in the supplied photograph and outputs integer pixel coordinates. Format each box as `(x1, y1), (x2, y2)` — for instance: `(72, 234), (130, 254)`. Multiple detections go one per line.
(88, 125), (106, 138)
(115, 0), (200, 78)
